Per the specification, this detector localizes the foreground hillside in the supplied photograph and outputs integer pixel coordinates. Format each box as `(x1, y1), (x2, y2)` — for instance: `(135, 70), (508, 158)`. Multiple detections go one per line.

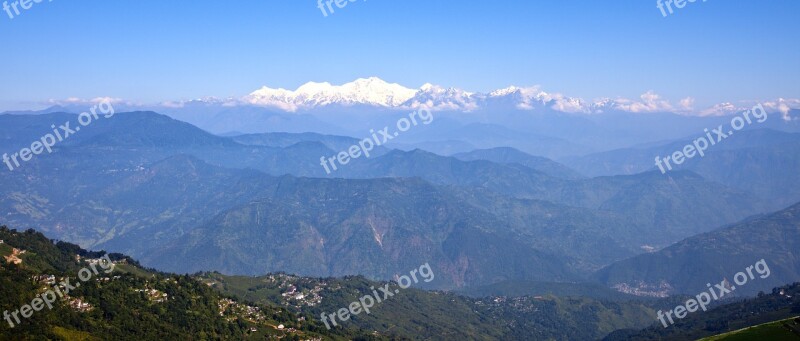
(198, 272), (663, 340)
(699, 316), (800, 340)
(0, 223), (669, 340)
(203, 272), (800, 340)
(0, 226), (370, 340)
(0, 223), (675, 340)
(1, 223), (799, 340)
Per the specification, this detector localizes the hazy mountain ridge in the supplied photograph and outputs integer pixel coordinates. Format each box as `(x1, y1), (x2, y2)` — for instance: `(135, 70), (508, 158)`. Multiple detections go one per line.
(594, 201), (800, 297)
(0, 111), (787, 291)
(453, 146), (585, 179)
(341, 149), (766, 244)
(564, 129), (800, 209)
(146, 174), (581, 287)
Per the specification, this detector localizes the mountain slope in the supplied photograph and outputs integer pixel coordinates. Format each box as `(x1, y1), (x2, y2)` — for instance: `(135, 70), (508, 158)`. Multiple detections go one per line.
(594, 202), (800, 297)
(148, 176), (579, 288)
(0, 226), (361, 340)
(202, 272), (663, 341)
(0, 150), (636, 285)
(344, 149), (766, 244)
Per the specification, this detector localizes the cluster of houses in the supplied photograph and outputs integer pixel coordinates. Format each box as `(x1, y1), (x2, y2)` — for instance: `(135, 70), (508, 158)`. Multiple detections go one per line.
(30, 274), (121, 313)
(134, 288), (169, 303)
(97, 276), (122, 282)
(33, 274), (57, 285)
(34, 273), (121, 286)
(68, 297), (93, 312)
(217, 298), (269, 324)
(611, 280), (675, 298)
(275, 280), (326, 308)
(475, 296), (541, 314)
(217, 298), (235, 316)
(219, 297), (318, 338)
(31, 275), (95, 313)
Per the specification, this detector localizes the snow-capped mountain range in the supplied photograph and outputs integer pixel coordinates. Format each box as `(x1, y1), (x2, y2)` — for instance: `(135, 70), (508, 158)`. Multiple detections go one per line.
(244, 77), (605, 113)
(42, 77), (800, 120)
(241, 77), (799, 118)
(246, 77), (417, 111)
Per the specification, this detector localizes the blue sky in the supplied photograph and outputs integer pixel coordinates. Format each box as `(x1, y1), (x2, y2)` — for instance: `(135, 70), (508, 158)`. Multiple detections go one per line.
(0, 0), (797, 110)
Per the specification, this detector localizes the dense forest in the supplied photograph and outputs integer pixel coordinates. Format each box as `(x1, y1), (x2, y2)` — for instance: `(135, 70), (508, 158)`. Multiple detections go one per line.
(0, 226), (380, 340)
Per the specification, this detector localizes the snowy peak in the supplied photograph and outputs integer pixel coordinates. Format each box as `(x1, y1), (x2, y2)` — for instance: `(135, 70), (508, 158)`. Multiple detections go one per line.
(485, 86), (589, 112)
(337, 77), (417, 106)
(403, 83), (479, 111)
(246, 77), (417, 111)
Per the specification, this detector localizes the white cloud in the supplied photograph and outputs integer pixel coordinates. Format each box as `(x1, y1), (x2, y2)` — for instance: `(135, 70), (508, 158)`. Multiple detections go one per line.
(698, 102), (744, 117)
(611, 91), (675, 113)
(763, 98), (800, 121)
(46, 97), (127, 107)
(548, 95), (589, 113)
(679, 97), (695, 111)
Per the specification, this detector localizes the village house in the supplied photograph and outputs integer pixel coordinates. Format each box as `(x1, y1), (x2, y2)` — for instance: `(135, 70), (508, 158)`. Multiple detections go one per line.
(69, 298), (93, 312)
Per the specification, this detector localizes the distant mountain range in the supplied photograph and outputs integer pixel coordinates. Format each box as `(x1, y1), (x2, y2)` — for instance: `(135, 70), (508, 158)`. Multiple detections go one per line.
(18, 78), (800, 120)
(2, 99), (800, 340)
(564, 129), (800, 209)
(17, 80), (800, 160)
(0, 111), (788, 290)
(213, 77), (800, 117)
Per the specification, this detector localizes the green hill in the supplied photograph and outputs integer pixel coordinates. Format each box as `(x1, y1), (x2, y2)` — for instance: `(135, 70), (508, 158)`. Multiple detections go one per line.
(0, 226), (373, 340)
(699, 316), (800, 341)
(199, 271), (665, 340)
